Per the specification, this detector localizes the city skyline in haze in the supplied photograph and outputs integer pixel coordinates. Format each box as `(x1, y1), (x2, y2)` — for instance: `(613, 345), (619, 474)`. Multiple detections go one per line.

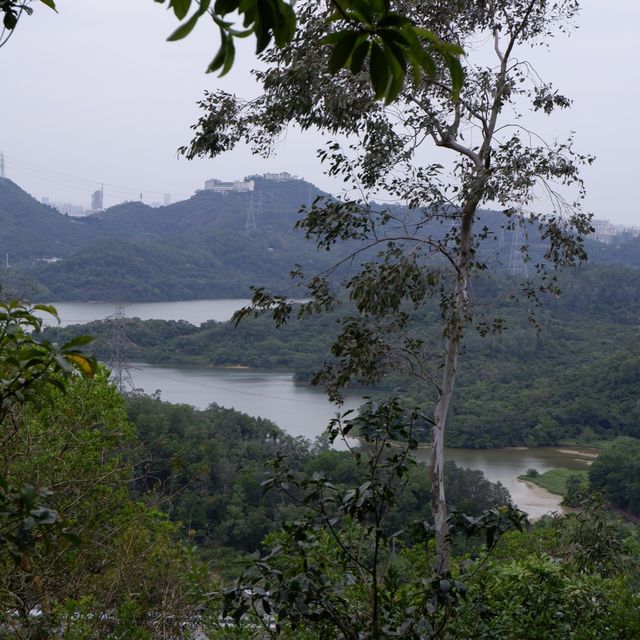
(1, 1), (638, 225)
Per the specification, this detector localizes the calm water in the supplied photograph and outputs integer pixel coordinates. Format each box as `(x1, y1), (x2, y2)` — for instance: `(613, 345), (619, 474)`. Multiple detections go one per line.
(40, 299), (251, 327)
(41, 300), (592, 517)
(414, 446), (592, 519)
(130, 362), (593, 518)
(131, 362), (362, 441)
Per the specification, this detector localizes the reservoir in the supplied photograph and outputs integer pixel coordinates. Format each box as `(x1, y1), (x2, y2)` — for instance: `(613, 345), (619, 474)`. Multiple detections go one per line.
(47, 299), (593, 518)
(130, 362), (592, 518)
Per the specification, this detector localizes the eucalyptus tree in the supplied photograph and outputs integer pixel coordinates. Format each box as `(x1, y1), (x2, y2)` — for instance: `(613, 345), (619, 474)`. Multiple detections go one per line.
(182, 0), (591, 576)
(181, 0), (592, 576)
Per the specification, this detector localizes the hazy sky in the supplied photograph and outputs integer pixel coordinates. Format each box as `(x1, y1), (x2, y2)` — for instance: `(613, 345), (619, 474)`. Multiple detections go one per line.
(1, 1), (638, 224)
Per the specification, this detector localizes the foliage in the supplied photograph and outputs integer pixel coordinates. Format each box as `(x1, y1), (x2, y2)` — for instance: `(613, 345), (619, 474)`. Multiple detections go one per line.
(183, 0), (592, 574)
(0, 296), (96, 423)
(0, 479), (61, 570)
(448, 505), (640, 639)
(0, 371), (211, 638)
(0, 296), (209, 636)
(0, 295), (95, 581)
(124, 394), (511, 560)
(156, 0), (463, 103)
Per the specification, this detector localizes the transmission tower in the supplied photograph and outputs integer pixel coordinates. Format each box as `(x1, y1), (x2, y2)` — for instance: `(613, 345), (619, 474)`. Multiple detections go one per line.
(508, 223), (529, 277)
(106, 304), (136, 393)
(245, 192), (257, 231)
(0, 152), (5, 178)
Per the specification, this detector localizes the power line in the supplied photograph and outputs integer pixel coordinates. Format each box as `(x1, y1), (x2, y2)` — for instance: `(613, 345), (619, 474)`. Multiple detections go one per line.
(1, 153), (192, 201)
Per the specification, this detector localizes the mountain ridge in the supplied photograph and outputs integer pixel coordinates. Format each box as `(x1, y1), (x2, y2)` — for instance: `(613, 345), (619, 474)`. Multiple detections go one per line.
(1, 176), (638, 301)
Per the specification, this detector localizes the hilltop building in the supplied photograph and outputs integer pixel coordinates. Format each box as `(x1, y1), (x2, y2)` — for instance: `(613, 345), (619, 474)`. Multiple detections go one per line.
(262, 171), (299, 182)
(204, 178), (255, 193)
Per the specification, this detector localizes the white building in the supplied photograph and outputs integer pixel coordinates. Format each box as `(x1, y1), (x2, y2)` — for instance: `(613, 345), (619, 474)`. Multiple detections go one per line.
(262, 172), (299, 182)
(592, 218), (640, 244)
(204, 178), (255, 193)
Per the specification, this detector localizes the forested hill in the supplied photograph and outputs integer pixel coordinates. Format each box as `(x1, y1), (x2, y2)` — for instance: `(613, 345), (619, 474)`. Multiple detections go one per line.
(0, 176), (343, 300)
(0, 177), (95, 260)
(1, 175), (639, 301)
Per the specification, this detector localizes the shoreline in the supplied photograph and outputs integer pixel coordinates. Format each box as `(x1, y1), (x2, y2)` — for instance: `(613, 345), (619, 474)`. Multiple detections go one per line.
(516, 479), (564, 518)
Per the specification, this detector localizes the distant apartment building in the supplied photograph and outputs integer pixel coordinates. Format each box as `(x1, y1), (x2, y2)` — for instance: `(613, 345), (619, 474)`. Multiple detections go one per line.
(204, 178), (255, 193)
(91, 188), (104, 211)
(52, 202), (85, 216)
(592, 218), (640, 244)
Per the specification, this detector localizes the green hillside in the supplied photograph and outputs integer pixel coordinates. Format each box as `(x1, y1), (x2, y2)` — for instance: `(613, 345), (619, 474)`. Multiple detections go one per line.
(0, 176), (342, 300)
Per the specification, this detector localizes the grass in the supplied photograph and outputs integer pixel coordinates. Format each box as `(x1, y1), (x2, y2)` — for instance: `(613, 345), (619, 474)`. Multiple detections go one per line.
(518, 468), (589, 497)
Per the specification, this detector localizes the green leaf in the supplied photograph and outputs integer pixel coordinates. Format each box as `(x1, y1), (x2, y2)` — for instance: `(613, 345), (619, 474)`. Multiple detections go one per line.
(207, 30), (229, 73)
(327, 30), (360, 74)
(32, 304), (59, 321)
(38, 0), (57, 11)
(379, 33), (407, 73)
(220, 35), (236, 75)
(61, 335), (94, 350)
(167, 0), (210, 41)
(443, 52), (465, 102)
(254, 0), (278, 53)
(214, 0), (238, 14)
(271, 0), (296, 48)
(349, 40), (370, 75)
(167, 11), (202, 41)
(369, 42), (390, 101)
(171, 0), (191, 20)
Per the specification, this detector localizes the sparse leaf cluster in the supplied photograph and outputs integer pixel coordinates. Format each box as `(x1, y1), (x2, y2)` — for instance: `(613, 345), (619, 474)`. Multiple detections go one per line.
(157, 0), (463, 102)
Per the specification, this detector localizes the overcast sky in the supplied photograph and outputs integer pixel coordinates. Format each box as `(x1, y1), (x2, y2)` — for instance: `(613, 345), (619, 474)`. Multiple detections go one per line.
(1, 1), (638, 224)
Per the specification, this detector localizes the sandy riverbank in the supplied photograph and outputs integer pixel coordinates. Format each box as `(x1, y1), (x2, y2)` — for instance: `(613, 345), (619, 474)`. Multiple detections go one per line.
(517, 479), (564, 519)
